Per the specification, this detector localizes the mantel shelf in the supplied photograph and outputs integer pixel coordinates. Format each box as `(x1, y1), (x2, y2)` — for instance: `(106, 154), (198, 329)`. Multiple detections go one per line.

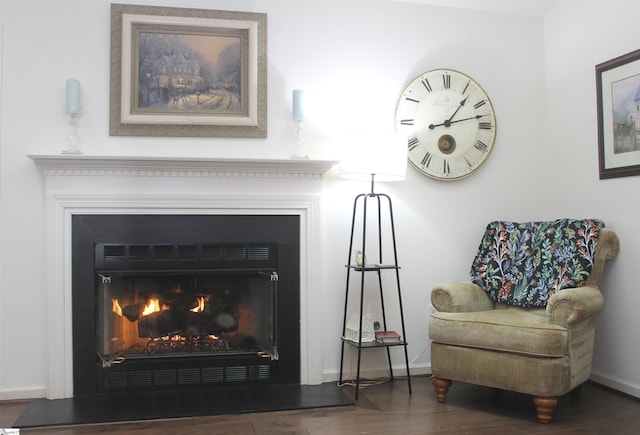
(28, 154), (338, 179)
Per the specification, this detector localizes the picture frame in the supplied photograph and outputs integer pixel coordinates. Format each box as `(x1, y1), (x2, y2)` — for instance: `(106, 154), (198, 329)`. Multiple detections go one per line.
(110, 4), (267, 138)
(596, 48), (640, 179)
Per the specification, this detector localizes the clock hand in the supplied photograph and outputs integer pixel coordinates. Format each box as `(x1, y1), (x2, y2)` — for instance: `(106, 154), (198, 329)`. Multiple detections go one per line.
(449, 113), (490, 124)
(447, 96), (468, 123)
(426, 97), (468, 129)
(428, 113), (490, 129)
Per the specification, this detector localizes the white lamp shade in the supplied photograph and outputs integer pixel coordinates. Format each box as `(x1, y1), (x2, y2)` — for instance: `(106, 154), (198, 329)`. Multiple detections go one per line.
(339, 131), (408, 182)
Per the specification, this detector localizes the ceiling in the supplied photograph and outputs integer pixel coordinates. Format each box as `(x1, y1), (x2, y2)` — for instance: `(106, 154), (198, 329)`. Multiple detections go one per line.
(390, 0), (560, 17)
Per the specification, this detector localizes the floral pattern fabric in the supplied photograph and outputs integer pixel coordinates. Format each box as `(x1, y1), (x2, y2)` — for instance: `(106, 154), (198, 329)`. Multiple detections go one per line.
(470, 219), (604, 308)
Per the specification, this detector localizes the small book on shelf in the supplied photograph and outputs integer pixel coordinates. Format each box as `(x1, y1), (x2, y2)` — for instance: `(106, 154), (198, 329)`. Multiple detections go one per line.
(375, 330), (401, 343)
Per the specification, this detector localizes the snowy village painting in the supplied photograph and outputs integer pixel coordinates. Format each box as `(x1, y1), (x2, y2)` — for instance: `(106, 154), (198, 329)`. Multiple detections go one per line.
(597, 48), (640, 179)
(110, 5), (267, 137)
(136, 32), (243, 114)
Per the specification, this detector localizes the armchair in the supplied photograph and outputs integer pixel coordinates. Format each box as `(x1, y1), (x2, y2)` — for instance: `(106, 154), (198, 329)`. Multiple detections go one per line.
(428, 219), (619, 423)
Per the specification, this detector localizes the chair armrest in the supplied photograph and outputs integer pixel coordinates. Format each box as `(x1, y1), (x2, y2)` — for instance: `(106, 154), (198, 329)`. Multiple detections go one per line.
(431, 281), (495, 312)
(546, 285), (604, 327)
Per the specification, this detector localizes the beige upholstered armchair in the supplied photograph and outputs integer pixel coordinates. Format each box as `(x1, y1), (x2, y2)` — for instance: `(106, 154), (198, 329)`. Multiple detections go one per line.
(428, 219), (619, 423)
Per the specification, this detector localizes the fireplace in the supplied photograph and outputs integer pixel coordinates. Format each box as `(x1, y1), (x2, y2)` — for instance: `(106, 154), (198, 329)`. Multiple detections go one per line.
(72, 214), (300, 395)
(30, 154), (334, 399)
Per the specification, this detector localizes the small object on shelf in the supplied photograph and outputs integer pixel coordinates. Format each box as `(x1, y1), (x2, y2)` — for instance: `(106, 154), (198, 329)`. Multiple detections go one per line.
(375, 330), (402, 343)
(344, 313), (375, 342)
(374, 263), (397, 268)
(355, 250), (365, 267)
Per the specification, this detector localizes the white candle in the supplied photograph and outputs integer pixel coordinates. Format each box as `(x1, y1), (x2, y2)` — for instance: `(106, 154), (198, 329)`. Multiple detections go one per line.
(66, 79), (81, 115)
(292, 89), (304, 121)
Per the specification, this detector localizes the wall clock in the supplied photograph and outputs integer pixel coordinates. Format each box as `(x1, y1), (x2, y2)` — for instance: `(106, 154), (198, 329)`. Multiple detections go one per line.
(395, 69), (497, 180)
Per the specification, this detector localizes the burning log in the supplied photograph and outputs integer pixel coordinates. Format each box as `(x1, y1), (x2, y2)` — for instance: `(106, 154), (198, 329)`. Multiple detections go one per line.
(122, 303), (142, 322)
(186, 312), (217, 336)
(138, 310), (180, 338)
(216, 312), (238, 332)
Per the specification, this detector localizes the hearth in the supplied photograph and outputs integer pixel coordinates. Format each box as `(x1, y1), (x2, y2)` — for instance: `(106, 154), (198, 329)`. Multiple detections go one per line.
(72, 214), (300, 395)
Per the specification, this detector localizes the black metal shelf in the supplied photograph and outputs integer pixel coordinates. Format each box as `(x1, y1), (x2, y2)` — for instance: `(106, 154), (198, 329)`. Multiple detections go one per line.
(346, 264), (400, 271)
(338, 190), (412, 400)
(341, 337), (407, 349)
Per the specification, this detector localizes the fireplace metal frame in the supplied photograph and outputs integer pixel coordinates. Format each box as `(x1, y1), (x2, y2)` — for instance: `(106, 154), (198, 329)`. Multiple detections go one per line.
(72, 214), (301, 395)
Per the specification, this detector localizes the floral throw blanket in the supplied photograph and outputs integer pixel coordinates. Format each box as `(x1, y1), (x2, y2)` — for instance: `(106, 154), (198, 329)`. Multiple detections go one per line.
(470, 219), (604, 308)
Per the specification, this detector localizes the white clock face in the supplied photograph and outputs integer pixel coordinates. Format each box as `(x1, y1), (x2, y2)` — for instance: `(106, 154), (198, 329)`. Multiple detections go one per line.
(395, 69), (497, 180)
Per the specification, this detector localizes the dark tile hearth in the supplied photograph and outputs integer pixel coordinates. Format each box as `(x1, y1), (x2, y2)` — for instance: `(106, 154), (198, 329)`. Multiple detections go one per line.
(13, 383), (353, 428)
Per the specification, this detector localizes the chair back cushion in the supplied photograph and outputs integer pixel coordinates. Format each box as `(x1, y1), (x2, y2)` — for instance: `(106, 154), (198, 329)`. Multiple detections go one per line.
(470, 219), (604, 308)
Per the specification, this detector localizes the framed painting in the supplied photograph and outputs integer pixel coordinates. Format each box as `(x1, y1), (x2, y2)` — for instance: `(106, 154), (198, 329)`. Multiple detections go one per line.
(110, 4), (267, 137)
(596, 48), (640, 178)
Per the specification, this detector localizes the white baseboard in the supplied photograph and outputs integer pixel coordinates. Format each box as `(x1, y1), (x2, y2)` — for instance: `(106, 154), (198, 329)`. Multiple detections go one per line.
(0, 386), (46, 401)
(323, 363), (432, 383)
(590, 370), (640, 399)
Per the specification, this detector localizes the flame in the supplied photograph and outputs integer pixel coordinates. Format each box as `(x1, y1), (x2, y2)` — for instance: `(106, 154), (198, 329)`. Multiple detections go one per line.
(190, 296), (206, 313)
(111, 298), (123, 316)
(141, 298), (162, 316)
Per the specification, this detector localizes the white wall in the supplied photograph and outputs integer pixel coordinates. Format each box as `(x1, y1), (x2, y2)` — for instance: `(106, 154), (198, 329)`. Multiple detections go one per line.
(1, 0), (635, 400)
(543, 0), (640, 397)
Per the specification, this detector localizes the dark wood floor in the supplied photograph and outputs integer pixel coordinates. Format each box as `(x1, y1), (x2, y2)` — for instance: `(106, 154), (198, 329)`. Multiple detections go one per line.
(2, 377), (639, 434)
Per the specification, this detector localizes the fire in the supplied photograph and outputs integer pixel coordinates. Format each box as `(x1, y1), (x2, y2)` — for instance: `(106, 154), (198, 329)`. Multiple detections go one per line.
(190, 296), (206, 313)
(142, 298), (163, 316)
(111, 298), (123, 316)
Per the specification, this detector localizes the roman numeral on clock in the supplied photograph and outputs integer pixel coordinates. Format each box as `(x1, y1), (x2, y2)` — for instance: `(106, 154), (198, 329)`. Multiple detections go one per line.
(443, 73), (451, 89)
(408, 137), (420, 151)
(479, 122), (493, 130)
(474, 140), (488, 152)
(443, 159), (450, 174)
(422, 78), (432, 92)
(421, 151), (432, 167)
(400, 119), (414, 126)
(474, 100), (486, 109)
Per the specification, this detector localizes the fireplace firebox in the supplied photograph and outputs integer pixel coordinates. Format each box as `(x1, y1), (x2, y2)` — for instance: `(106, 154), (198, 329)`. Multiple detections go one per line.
(72, 215), (300, 395)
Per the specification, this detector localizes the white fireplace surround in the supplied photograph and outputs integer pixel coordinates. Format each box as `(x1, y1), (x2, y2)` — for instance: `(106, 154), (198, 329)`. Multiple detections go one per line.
(29, 154), (337, 399)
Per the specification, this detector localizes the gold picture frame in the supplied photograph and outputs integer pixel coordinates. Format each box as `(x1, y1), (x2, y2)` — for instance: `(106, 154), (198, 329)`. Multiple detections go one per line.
(110, 4), (267, 137)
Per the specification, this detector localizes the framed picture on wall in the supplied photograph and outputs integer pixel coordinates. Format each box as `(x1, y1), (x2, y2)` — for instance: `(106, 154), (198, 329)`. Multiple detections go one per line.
(110, 4), (267, 138)
(596, 48), (640, 179)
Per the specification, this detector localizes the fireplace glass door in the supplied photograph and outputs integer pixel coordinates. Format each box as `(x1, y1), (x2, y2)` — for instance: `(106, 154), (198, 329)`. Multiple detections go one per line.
(97, 271), (277, 364)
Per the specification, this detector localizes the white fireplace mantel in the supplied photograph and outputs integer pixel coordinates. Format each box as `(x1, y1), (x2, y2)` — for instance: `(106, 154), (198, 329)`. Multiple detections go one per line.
(28, 154), (338, 179)
(30, 154), (337, 399)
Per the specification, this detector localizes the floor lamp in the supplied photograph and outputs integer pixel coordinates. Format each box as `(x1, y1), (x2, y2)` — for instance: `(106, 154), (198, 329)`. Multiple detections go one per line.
(338, 131), (412, 399)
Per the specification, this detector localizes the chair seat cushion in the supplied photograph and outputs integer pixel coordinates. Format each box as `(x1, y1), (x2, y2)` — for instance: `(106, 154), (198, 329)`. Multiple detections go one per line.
(429, 309), (568, 357)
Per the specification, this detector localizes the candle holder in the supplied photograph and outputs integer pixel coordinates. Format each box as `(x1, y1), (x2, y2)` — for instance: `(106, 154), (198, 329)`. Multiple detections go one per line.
(62, 113), (82, 154)
(62, 78), (82, 154)
(290, 120), (309, 159)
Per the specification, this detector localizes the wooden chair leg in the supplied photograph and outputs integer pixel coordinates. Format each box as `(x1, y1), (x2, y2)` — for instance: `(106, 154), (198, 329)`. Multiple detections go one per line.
(432, 377), (452, 403)
(533, 396), (557, 423)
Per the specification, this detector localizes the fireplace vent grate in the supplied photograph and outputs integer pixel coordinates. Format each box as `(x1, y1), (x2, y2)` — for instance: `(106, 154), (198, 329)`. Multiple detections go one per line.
(202, 367), (224, 383)
(102, 364), (271, 390)
(178, 368), (201, 385)
(129, 370), (152, 387)
(103, 372), (127, 389)
(226, 366), (248, 381)
(96, 242), (276, 271)
(154, 369), (176, 385)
